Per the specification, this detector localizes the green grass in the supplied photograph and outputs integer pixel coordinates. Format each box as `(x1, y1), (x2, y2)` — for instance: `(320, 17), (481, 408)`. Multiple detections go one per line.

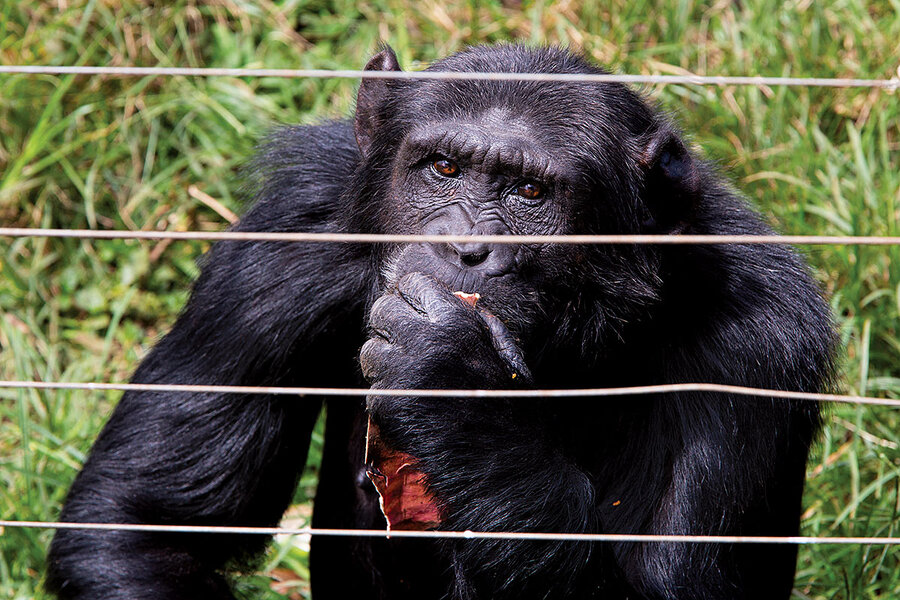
(1, 1), (899, 598)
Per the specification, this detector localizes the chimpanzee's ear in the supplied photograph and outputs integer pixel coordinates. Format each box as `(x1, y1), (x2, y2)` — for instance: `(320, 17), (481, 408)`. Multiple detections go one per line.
(639, 125), (701, 233)
(355, 46), (402, 156)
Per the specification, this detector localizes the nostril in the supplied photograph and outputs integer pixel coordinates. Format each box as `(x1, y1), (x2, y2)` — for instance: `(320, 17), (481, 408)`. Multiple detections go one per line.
(460, 249), (490, 267)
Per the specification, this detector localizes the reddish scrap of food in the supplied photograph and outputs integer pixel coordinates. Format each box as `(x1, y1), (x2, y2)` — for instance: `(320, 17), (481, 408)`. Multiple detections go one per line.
(365, 419), (442, 531)
(453, 291), (481, 307)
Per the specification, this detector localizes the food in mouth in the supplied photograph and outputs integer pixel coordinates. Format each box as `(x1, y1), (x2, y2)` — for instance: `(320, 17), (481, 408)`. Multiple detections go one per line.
(453, 291), (481, 307)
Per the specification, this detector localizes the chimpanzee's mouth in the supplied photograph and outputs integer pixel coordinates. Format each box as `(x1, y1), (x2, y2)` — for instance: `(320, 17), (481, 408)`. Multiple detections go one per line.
(365, 419), (442, 531)
(382, 245), (494, 295)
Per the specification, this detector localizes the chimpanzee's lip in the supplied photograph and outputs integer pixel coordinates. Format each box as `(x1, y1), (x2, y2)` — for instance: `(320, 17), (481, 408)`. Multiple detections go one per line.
(425, 262), (486, 296)
(419, 256), (518, 297)
(365, 419), (442, 531)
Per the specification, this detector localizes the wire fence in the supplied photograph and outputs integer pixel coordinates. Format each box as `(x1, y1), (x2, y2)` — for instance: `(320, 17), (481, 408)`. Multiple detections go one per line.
(2, 380), (900, 408)
(3, 520), (900, 546)
(1, 65), (898, 89)
(3, 62), (899, 549)
(2, 228), (900, 245)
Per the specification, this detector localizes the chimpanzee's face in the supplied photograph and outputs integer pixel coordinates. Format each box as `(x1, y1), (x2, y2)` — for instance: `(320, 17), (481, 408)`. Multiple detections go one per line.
(375, 109), (587, 338)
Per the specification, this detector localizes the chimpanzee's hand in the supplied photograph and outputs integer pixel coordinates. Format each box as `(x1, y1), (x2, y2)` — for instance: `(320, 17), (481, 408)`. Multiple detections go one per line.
(360, 272), (531, 393)
(359, 272), (535, 532)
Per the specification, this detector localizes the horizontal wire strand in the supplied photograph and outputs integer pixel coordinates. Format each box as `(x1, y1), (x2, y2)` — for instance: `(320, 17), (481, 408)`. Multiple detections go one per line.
(3, 228), (900, 245)
(0, 66), (898, 90)
(1, 520), (898, 545)
(2, 381), (898, 407)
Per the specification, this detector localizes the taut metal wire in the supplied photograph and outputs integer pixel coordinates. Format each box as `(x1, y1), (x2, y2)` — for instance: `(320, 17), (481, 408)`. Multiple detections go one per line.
(2, 228), (900, 246)
(0, 66), (898, 90)
(2, 381), (898, 408)
(2, 520), (899, 545)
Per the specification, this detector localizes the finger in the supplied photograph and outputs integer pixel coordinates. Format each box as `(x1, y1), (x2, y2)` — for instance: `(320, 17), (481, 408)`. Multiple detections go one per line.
(368, 292), (408, 331)
(396, 272), (460, 322)
(476, 308), (532, 383)
(359, 337), (394, 381)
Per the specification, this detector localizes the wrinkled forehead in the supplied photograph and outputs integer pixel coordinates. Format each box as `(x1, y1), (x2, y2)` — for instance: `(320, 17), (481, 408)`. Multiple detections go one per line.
(397, 79), (638, 164)
(397, 103), (595, 180)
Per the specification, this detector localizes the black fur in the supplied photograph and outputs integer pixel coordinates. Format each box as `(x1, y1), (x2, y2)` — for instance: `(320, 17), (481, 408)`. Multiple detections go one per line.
(47, 45), (835, 600)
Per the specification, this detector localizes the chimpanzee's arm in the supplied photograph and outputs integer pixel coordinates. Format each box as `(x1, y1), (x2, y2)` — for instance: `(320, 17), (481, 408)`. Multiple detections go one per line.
(360, 273), (598, 600)
(608, 239), (831, 600)
(613, 391), (818, 600)
(47, 124), (373, 600)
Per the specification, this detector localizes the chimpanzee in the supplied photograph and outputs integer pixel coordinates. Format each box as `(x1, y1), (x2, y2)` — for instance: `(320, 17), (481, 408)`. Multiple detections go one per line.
(47, 45), (835, 600)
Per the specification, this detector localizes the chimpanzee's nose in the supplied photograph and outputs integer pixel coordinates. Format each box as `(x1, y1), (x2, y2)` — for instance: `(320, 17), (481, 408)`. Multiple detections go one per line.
(422, 206), (515, 274)
(451, 243), (491, 267)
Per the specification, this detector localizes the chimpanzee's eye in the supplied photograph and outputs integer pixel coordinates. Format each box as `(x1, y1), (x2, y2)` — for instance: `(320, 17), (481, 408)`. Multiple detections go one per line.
(432, 158), (460, 177)
(516, 181), (543, 200)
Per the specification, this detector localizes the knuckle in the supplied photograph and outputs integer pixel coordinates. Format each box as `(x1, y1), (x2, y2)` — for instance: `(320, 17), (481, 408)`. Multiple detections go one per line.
(396, 271), (435, 292)
(396, 274), (461, 322)
(368, 293), (402, 327)
(426, 303), (462, 326)
(359, 338), (389, 379)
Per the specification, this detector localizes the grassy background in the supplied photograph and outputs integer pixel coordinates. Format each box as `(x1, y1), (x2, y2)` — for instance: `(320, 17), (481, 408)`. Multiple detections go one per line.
(1, 1), (899, 598)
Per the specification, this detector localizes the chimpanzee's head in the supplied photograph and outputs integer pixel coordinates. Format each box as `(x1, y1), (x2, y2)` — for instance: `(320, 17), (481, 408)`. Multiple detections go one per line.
(348, 45), (702, 352)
